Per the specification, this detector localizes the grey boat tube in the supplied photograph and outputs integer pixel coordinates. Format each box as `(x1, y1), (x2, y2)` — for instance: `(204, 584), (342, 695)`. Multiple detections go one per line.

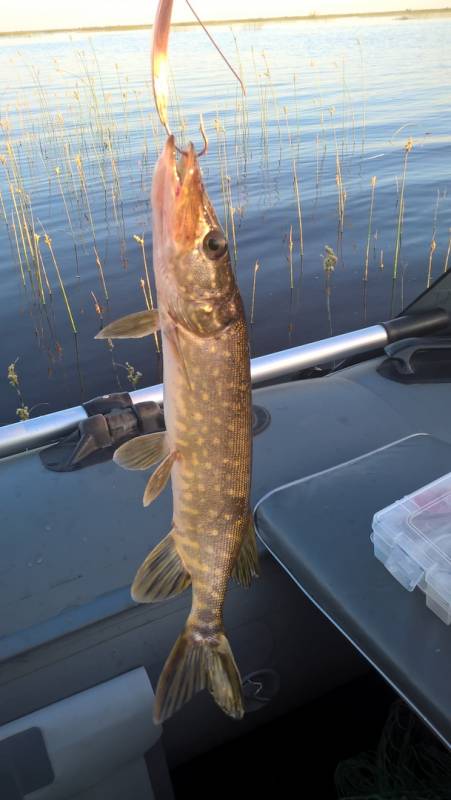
(0, 309), (448, 460)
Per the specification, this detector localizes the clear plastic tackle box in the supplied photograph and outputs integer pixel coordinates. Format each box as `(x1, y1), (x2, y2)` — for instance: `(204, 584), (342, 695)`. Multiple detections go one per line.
(371, 472), (451, 625)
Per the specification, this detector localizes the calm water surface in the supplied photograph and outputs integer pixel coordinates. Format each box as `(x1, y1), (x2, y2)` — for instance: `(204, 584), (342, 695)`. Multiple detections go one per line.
(1, 14), (451, 423)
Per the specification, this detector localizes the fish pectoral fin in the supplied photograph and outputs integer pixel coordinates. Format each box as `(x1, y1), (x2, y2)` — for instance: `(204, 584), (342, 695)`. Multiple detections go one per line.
(231, 513), (260, 588)
(166, 321), (192, 391)
(153, 624), (244, 724)
(131, 530), (191, 603)
(143, 450), (177, 507)
(95, 309), (160, 339)
(113, 432), (168, 470)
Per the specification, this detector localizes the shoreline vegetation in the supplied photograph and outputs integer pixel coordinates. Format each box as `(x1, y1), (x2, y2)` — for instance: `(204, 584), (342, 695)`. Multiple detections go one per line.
(1, 7), (451, 38)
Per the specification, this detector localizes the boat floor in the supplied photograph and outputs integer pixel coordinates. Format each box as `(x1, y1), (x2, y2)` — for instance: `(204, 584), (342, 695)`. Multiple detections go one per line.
(171, 670), (397, 799)
(1, 352), (450, 765)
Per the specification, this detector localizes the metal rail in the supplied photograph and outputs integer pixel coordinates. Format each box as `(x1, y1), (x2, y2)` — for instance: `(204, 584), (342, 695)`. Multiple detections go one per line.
(0, 324), (389, 460)
(2, 303), (450, 460)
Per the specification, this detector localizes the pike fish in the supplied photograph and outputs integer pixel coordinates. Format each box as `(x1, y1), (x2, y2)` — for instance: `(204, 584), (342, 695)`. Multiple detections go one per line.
(96, 137), (258, 722)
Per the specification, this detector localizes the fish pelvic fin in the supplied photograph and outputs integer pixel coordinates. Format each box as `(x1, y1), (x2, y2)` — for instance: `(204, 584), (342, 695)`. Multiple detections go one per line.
(131, 530), (191, 603)
(231, 513), (260, 588)
(153, 622), (244, 724)
(143, 450), (177, 507)
(95, 309), (160, 339)
(114, 432), (168, 470)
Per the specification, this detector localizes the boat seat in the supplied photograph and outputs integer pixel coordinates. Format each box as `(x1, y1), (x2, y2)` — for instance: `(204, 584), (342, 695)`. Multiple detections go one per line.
(254, 432), (451, 748)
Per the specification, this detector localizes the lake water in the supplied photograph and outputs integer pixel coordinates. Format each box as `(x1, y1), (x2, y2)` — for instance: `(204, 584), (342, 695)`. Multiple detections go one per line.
(1, 13), (451, 424)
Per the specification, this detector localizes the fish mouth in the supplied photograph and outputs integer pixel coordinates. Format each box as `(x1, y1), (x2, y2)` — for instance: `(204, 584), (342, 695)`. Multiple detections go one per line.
(162, 136), (203, 200)
(159, 135), (205, 250)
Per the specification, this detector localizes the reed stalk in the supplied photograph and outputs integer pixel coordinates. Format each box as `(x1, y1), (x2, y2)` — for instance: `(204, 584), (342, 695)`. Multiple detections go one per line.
(292, 160), (304, 259)
(443, 232), (451, 273)
(75, 153), (97, 245)
(43, 232), (78, 333)
(11, 213), (26, 286)
(250, 260), (260, 325)
(330, 108), (346, 234)
(288, 225), (294, 290)
(363, 176), (377, 282)
(393, 138), (413, 281)
(134, 234), (160, 352)
(32, 231), (48, 303)
(7, 359), (29, 420)
(55, 166), (80, 277)
(91, 290), (104, 323)
(94, 246), (108, 300)
(426, 190), (441, 288)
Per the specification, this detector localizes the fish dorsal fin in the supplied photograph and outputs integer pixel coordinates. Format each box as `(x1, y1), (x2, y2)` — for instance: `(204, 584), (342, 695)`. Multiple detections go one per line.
(231, 513), (259, 588)
(95, 309), (160, 339)
(131, 529), (191, 603)
(143, 450), (177, 507)
(114, 432), (168, 470)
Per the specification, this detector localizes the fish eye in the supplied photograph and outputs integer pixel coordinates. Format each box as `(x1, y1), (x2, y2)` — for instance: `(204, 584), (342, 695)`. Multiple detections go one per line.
(202, 229), (228, 260)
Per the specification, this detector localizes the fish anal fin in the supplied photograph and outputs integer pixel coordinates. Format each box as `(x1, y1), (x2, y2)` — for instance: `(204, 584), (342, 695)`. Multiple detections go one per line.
(114, 432), (168, 471)
(154, 623), (244, 723)
(143, 450), (177, 507)
(231, 513), (259, 588)
(95, 309), (160, 339)
(131, 530), (191, 603)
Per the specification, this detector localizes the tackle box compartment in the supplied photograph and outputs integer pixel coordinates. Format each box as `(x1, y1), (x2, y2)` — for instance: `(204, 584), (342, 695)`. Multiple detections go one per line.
(372, 471), (451, 624)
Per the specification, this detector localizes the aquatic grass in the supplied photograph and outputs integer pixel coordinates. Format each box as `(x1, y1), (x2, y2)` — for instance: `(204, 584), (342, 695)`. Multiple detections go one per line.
(124, 361), (143, 388)
(32, 231), (48, 303)
(323, 245), (337, 338)
(75, 153), (97, 245)
(250, 260), (260, 325)
(1, 32), (451, 420)
(10, 212), (26, 286)
(393, 138), (413, 282)
(133, 234), (160, 352)
(292, 159), (304, 260)
(214, 114), (238, 263)
(426, 190), (441, 288)
(7, 358), (29, 420)
(363, 176), (377, 282)
(94, 246), (109, 300)
(54, 165), (80, 277)
(330, 107), (346, 235)
(9, 185), (31, 277)
(287, 225), (294, 291)
(91, 290), (104, 323)
(443, 230), (451, 273)
(261, 51), (282, 163)
(42, 231), (78, 334)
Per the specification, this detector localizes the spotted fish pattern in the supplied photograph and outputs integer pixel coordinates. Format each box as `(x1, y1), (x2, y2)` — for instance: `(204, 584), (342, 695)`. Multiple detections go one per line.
(96, 137), (258, 722)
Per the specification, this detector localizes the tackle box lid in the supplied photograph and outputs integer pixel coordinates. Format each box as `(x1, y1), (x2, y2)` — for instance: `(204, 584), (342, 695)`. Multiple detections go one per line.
(372, 472), (451, 624)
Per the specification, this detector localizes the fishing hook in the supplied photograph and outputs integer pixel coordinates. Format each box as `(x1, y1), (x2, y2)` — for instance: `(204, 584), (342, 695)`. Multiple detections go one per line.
(152, 0), (244, 158)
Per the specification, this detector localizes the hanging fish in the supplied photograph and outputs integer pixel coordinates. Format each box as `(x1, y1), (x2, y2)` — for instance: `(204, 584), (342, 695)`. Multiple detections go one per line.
(96, 135), (258, 722)
(96, 0), (255, 724)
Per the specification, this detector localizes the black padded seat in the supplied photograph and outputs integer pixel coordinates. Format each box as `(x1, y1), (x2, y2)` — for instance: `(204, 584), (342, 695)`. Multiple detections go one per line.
(254, 433), (451, 748)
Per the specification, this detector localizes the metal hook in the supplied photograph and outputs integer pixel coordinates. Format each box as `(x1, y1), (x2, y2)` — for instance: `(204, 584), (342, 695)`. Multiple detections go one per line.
(152, 0), (242, 158)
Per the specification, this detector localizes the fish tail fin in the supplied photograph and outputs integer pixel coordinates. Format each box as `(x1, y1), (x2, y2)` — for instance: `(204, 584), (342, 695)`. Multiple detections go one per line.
(131, 530), (191, 603)
(153, 622), (244, 723)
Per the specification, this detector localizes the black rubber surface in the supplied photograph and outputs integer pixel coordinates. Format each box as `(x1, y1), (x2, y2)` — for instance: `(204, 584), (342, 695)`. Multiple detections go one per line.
(171, 670), (396, 800)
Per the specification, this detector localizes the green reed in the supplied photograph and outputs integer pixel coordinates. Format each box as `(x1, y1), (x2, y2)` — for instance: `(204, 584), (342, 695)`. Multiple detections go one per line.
(393, 138), (413, 282)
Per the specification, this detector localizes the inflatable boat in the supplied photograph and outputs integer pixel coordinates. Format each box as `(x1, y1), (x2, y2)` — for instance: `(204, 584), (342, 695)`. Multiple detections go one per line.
(1, 271), (450, 798)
